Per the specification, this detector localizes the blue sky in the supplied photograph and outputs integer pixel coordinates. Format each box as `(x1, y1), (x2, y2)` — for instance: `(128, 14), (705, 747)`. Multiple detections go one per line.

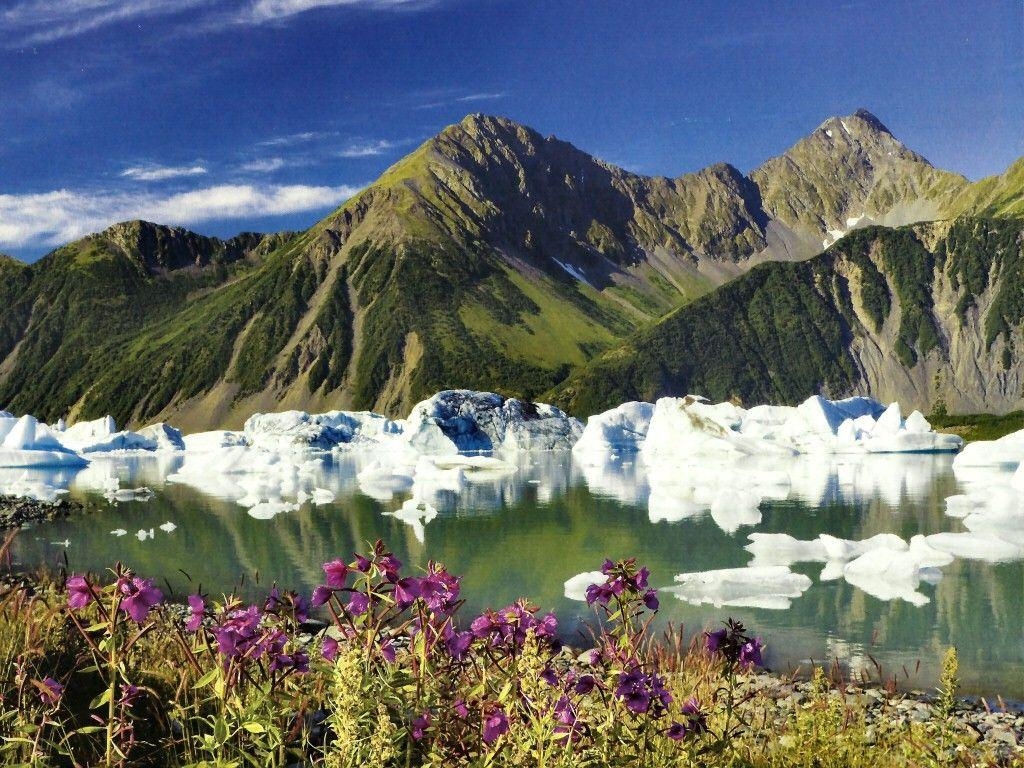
(1, 0), (1021, 260)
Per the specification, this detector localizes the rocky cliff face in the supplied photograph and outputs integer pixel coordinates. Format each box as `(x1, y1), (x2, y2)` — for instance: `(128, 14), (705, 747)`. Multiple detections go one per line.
(552, 218), (1024, 416)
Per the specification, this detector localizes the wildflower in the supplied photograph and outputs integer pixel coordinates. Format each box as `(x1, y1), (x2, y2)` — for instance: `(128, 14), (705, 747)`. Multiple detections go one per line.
(118, 576), (163, 623)
(323, 559), (349, 588)
(573, 674), (598, 695)
(614, 665), (672, 716)
(540, 666), (559, 686)
(453, 698), (469, 719)
(211, 605), (264, 659)
(643, 588), (659, 611)
(322, 635), (339, 662)
(377, 553), (402, 582)
(393, 577), (420, 609)
(482, 706), (508, 745)
(66, 575), (93, 610)
(705, 628), (727, 654)
(311, 585), (332, 607)
(38, 677), (63, 706)
(380, 638), (396, 662)
(665, 721), (688, 740)
(444, 629), (472, 660)
(417, 562), (460, 614)
(410, 712), (431, 741)
(680, 696), (708, 734)
(354, 554), (372, 573)
(554, 695), (583, 741)
(185, 595), (205, 632)
(739, 638), (764, 669)
(119, 684), (141, 709)
(346, 592), (369, 616)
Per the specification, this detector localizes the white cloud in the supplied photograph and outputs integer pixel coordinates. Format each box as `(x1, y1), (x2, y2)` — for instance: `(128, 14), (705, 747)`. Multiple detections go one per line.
(0, 182), (362, 248)
(257, 131), (334, 147)
(2, 0), (212, 45)
(120, 164), (209, 182)
(244, 0), (434, 23)
(338, 139), (400, 158)
(240, 157), (287, 173)
(456, 92), (505, 102)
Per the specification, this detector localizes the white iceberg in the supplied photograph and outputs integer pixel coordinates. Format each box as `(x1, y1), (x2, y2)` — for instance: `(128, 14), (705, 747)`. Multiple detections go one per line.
(59, 416), (184, 454)
(563, 570), (607, 601)
(0, 414), (87, 468)
(403, 390), (582, 454)
(667, 566), (813, 610)
(573, 402), (654, 456)
(953, 428), (1024, 470)
(243, 410), (402, 452)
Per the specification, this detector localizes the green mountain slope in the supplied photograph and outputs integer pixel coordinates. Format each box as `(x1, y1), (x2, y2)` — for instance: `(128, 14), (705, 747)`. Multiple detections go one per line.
(551, 218), (1024, 416)
(1, 110), (1020, 429)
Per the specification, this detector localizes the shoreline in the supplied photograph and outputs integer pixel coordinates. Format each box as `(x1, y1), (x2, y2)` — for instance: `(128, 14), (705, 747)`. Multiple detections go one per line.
(0, 494), (84, 530)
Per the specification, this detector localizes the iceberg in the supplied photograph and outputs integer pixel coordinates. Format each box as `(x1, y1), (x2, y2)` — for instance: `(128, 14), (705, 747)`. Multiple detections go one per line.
(58, 415), (183, 454)
(667, 566), (813, 610)
(403, 390), (582, 454)
(0, 414), (87, 468)
(243, 410), (402, 452)
(573, 402), (654, 456)
(563, 571), (608, 601)
(952, 428), (1024, 470)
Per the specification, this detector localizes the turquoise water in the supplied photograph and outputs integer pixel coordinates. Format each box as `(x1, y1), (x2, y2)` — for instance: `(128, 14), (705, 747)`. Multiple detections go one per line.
(6, 451), (1023, 699)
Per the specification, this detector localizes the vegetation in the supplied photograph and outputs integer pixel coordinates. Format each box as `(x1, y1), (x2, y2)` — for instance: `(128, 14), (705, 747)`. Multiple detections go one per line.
(1, 538), (1009, 768)
(930, 410), (1024, 442)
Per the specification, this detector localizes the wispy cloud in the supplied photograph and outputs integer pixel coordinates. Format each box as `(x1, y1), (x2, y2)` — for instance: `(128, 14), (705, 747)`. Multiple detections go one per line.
(120, 164), (209, 181)
(242, 0), (436, 24)
(257, 131), (336, 147)
(455, 92), (505, 103)
(2, 0), (213, 45)
(239, 157), (287, 173)
(0, 182), (362, 248)
(338, 139), (402, 158)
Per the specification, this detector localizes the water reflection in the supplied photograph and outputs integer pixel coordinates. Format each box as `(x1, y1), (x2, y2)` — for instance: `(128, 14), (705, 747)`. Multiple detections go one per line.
(4, 449), (1023, 698)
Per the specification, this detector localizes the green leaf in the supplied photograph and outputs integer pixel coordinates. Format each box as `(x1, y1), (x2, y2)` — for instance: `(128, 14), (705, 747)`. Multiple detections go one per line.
(89, 688), (112, 710)
(241, 721), (266, 734)
(192, 668), (218, 689)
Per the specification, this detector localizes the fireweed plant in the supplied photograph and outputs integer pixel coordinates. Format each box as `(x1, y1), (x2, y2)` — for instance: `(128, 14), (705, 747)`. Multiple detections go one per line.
(0, 541), (1010, 767)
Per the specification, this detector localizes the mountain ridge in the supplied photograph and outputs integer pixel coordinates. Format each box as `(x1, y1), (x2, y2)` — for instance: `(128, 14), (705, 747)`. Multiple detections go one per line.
(1, 110), (1022, 428)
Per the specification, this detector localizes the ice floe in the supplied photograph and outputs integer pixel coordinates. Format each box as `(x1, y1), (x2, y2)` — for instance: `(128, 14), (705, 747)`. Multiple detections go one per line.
(0, 414), (88, 468)
(573, 402), (654, 456)
(666, 566), (813, 610)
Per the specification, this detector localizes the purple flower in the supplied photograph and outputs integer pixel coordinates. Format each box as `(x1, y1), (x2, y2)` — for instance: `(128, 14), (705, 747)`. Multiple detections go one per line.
(410, 712), (431, 741)
(378, 553), (402, 582)
(453, 698), (469, 719)
(615, 666), (672, 716)
(739, 638), (764, 670)
(643, 589), (659, 611)
(310, 585), (332, 607)
(380, 638), (396, 662)
(482, 706), (508, 745)
(354, 554), (372, 573)
(118, 576), (163, 624)
(705, 628), (727, 654)
(417, 563), (460, 614)
(584, 582), (615, 606)
(540, 666), (559, 686)
(444, 630), (472, 660)
(323, 559), (349, 588)
(211, 605), (263, 659)
(186, 595), (205, 632)
(635, 567), (650, 590)
(553, 695), (582, 741)
(66, 575), (93, 610)
(321, 636), (339, 662)
(470, 613), (496, 638)
(573, 674), (598, 695)
(680, 696), (708, 734)
(119, 684), (141, 709)
(38, 677), (63, 706)
(665, 721), (688, 740)
(393, 577), (421, 609)
(346, 592), (369, 616)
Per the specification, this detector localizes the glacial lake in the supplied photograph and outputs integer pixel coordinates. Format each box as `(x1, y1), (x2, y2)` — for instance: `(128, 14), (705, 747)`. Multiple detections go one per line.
(5, 450), (1023, 700)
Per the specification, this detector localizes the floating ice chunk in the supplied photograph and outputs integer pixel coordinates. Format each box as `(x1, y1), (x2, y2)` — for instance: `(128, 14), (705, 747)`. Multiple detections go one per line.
(924, 532), (1023, 562)
(243, 410), (402, 452)
(563, 571), (607, 601)
(247, 501), (299, 520)
(403, 390), (582, 454)
(0, 415), (87, 468)
(0, 470), (69, 502)
(668, 566), (813, 610)
(819, 532), (907, 562)
(158, 521), (177, 533)
(137, 423), (185, 451)
(182, 430), (250, 451)
(311, 487), (335, 505)
(357, 460), (415, 501)
(745, 533), (829, 566)
(111, 528), (127, 536)
(573, 402), (654, 455)
(953, 428), (1024, 470)
(136, 528), (155, 541)
(59, 416), (173, 454)
(842, 546), (942, 606)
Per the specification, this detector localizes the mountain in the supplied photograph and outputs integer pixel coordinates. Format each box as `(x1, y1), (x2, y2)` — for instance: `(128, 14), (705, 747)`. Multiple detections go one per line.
(0, 110), (1019, 428)
(551, 217), (1024, 416)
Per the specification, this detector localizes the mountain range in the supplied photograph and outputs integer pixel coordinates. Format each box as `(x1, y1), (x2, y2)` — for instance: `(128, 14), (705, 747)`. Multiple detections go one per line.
(1, 109), (1022, 429)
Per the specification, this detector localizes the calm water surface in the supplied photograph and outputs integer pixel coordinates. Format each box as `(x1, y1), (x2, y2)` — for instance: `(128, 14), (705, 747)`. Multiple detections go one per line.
(6, 450), (1023, 699)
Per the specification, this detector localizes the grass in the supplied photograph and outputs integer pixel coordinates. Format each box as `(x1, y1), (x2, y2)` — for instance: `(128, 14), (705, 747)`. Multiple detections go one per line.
(930, 410), (1024, 443)
(0, 535), (1017, 768)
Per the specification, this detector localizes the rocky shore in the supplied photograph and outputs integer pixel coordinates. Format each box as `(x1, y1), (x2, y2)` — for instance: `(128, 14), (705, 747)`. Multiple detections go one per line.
(740, 670), (1023, 763)
(0, 494), (83, 530)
